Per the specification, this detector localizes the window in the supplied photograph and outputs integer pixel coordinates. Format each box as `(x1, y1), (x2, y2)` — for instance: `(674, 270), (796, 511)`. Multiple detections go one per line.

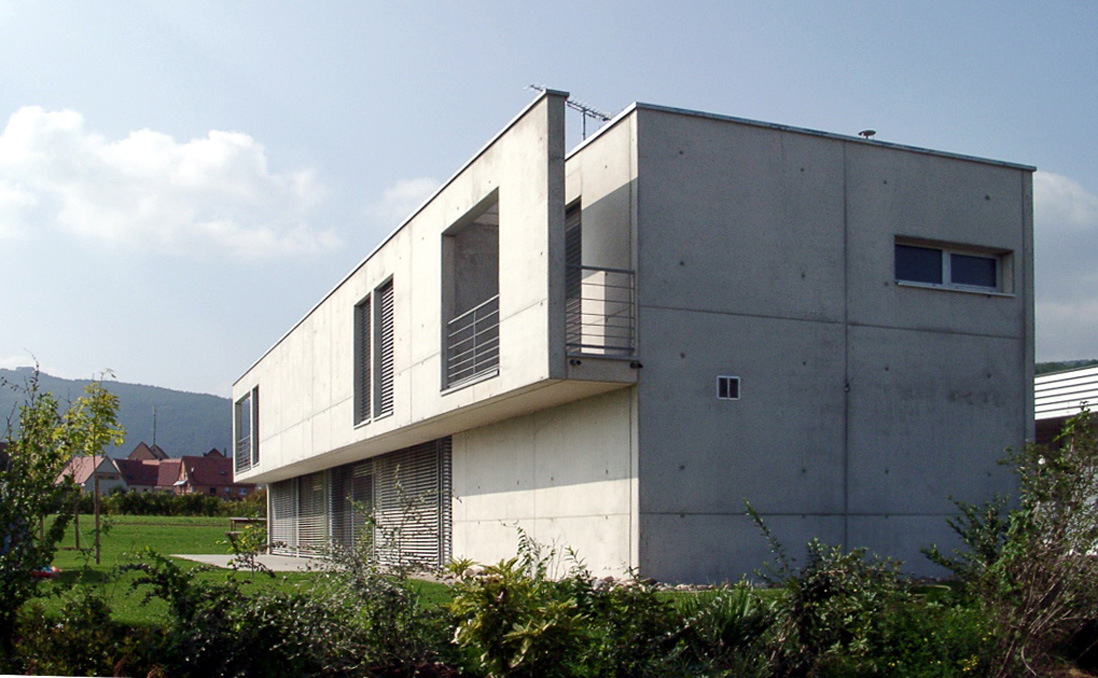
(894, 241), (1006, 292)
(354, 295), (371, 424)
(234, 387), (259, 473)
(717, 375), (740, 400)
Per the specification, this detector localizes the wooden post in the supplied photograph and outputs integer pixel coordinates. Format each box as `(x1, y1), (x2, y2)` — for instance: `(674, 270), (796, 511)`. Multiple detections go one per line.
(93, 454), (101, 565)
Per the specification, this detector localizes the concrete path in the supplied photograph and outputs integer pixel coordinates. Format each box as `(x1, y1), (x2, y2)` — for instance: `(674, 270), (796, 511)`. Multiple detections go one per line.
(172, 553), (325, 572)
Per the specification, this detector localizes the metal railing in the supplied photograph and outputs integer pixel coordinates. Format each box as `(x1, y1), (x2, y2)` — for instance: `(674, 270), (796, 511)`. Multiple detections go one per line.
(234, 436), (251, 474)
(566, 265), (635, 357)
(446, 294), (500, 387)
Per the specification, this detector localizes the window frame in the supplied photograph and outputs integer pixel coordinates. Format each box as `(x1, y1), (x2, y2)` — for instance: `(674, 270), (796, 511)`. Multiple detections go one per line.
(234, 386), (259, 473)
(894, 239), (1011, 294)
(716, 375), (741, 401)
(353, 294), (372, 426)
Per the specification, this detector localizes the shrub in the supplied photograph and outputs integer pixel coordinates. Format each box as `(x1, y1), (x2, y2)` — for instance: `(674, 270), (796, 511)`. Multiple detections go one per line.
(675, 583), (774, 677)
(980, 414), (1098, 677)
(14, 587), (163, 677)
(448, 553), (587, 678)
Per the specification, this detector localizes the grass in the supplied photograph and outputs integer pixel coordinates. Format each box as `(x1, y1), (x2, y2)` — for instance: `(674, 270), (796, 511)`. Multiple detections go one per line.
(35, 514), (452, 625)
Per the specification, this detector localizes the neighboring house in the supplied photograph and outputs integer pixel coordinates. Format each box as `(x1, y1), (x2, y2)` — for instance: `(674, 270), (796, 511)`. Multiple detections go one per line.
(56, 455), (128, 494)
(233, 92), (1034, 582)
(156, 459), (183, 491)
(115, 458), (160, 492)
(1034, 365), (1098, 445)
(175, 453), (256, 498)
(129, 441), (169, 461)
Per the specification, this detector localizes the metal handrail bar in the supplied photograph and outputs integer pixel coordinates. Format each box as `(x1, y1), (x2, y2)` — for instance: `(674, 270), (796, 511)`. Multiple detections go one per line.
(567, 264), (635, 275)
(446, 294), (501, 385)
(448, 295), (500, 330)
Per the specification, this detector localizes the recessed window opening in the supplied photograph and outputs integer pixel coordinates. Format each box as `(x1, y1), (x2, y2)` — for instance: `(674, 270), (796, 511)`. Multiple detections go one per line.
(442, 193), (500, 389)
(717, 375), (740, 400)
(234, 387), (258, 474)
(895, 240), (1006, 292)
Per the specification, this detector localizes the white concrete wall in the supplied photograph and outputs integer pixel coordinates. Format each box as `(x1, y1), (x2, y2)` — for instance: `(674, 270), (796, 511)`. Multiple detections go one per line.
(628, 106), (1033, 582)
(234, 92), (636, 485)
(451, 387), (638, 577)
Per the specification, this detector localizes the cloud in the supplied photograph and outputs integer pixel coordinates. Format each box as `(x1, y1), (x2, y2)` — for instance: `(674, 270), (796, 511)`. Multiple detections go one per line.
(0, 106), (339, 259)
(1034, 171), (1098, 360)
(0, 354), (36, 371)
(365, 176), (441, 230)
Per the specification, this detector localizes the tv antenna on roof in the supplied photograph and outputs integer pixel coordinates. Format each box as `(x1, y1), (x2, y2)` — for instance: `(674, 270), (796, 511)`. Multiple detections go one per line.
(527, 84), (612, 139)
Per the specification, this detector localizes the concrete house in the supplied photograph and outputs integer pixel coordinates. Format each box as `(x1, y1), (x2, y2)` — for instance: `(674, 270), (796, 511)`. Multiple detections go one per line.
(233, 91), (1034, 582)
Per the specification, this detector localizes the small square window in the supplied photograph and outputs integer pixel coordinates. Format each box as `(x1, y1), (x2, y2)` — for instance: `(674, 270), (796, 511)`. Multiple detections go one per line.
(717, 375), (740, 400)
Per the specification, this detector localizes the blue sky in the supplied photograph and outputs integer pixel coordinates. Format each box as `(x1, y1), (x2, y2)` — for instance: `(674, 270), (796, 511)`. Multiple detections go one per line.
(1, 1), (1096, 396)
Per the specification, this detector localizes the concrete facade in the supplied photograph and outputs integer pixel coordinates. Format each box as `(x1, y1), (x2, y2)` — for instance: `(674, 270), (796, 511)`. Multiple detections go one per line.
(234, 93), (1034, 582)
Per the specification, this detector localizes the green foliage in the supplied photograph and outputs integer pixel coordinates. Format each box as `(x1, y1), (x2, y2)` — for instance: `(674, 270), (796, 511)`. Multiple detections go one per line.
(75, 486), (265, 517)
(981, 414), (1098, 676)
(747, 502), (916, 677)
(13, 585), (163, 677)
(922, 495), (1009, 595)
(322, 544), (455, 675)
(676, 583), (774, 676)
(120, 548), (338, 677)
(448, 546), (587, 678)
(0, 368), (123, 654)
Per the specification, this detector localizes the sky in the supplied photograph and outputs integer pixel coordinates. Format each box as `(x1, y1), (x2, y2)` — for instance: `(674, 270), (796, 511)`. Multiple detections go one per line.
(1, 1), (1096, 397)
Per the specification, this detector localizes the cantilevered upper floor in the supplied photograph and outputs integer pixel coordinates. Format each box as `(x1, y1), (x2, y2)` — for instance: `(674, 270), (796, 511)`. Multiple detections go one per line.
(233, 91), (640, 484)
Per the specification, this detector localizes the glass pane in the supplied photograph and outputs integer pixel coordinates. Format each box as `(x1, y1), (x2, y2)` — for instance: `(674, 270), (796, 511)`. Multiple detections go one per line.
(895, 245), (942, 284)
(950, 253), (997, 288)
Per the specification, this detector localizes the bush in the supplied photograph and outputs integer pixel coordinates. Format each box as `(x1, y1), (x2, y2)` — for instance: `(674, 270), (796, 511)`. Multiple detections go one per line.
(13, 587), (163, 676)
(72, 487), (265, 517)
(675, 583), (774, 677)
(926, 413), (1098, 677)
(447, 543), (587, 678)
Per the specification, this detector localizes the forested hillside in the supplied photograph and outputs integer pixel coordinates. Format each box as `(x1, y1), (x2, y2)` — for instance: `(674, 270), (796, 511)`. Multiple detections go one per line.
(0, 367), (230, 457)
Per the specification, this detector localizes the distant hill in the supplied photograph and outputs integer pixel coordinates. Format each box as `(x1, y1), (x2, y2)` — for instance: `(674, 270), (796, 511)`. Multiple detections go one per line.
(0, 367), (230, 458)
(1035, 359), (1098, 376)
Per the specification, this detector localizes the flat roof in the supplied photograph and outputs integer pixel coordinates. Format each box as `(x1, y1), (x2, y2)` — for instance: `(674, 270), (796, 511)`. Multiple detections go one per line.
(569, 101), (1035, 173)
(235, 94), (1034, 387)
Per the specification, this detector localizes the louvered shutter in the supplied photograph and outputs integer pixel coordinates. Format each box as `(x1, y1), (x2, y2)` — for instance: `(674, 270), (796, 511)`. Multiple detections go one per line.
(375, 280), (395, 417)
(565, 203), (583, 350)
(270, 479), (296, 553)
(373, 438), (451, 569)
(354, 297), (371, 424)
(297, 471), (327, 554)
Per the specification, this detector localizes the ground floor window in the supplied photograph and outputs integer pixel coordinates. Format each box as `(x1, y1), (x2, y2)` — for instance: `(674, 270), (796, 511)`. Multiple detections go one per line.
(268, 437), (452, 569)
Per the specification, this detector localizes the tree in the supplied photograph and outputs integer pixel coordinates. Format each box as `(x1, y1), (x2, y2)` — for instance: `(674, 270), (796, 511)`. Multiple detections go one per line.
(0, 368), (124, 654)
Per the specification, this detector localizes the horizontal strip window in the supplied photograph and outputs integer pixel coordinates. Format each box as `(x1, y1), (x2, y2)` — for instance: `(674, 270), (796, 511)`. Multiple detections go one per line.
(894, 240), (1010, 293)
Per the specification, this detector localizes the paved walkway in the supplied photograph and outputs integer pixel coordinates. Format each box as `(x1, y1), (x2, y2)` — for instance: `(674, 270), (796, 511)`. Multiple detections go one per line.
(172, 553), (325, 572)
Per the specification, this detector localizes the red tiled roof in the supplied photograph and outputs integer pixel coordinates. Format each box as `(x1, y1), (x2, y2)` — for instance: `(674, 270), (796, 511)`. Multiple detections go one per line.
(115, 459), (160, 487)
(129, 441), (170, 460)
(56, 456), (117, 485)
(179, 454), (241, 487)
(156, 459), (182, 487)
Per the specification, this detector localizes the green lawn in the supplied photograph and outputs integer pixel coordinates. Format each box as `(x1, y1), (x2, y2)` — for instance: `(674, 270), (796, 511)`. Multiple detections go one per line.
(36, 514), (451, 625)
